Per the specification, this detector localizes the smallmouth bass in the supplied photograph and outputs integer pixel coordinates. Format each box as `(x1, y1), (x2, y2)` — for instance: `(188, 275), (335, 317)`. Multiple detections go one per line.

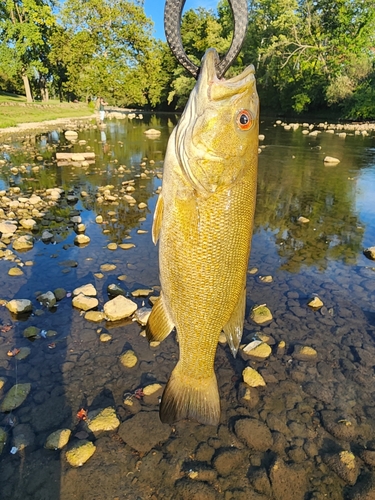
(146, 48), (259, 425)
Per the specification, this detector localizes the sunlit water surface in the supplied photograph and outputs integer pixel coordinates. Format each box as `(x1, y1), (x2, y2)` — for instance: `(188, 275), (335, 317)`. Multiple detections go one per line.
(0, 115), (374, 500)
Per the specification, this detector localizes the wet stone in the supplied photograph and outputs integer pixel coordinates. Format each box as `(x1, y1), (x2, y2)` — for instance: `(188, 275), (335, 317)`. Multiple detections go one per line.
(120, 350), (138, 368)
(212, 448), (244, 477)
(234, 418), (273, 451)
(85, 311), (105, 322)
(269, 457), (309, 500)
(65, 440), (96, 467)
(86, 407), (120, 433)
(320, 411), (357, 441)
(118, 411), (171, 453)
(45, 429), (71, 450)
(104, 295), (137, 321)
(7, 299), (32, 314)
(250, 305), (273, 324)
(242, 366), (266, 387)
(12, 423), (35, 451)
(0, 383), (31, 412)
(323, 451), (359, 485)
(292, 345), (318, 361)
(0, 428), (7, 454)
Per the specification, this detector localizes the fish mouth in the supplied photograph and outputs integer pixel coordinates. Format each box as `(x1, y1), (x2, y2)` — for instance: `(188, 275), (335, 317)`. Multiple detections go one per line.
(201, 48), (256, 101)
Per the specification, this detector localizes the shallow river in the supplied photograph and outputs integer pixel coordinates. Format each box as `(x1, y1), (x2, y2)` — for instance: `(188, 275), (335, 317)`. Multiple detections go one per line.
(0, 115), (375, 500)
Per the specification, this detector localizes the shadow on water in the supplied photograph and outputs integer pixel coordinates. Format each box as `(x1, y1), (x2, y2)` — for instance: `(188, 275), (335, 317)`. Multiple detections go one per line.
(0, 117), (375, 499)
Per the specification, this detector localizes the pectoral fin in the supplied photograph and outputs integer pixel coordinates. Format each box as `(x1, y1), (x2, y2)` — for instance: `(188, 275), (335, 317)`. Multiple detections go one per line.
(222, 287), (246, 357)
(146, 292), (174, 342)
(152, 193), (164, 245)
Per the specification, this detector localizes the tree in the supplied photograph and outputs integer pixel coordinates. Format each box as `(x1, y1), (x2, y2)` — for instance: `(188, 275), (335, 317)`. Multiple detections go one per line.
(0, 0), (56, 101)
(55, 0), (159, 105)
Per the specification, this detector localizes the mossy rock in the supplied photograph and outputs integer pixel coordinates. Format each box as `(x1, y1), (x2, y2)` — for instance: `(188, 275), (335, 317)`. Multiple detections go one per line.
(250, 305), (273, 324)
(0, 383), (31, 412)
(45, 429), (71, 450)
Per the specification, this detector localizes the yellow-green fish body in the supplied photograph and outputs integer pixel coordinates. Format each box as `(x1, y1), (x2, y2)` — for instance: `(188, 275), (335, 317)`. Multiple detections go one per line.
(147, 48), (259, 425)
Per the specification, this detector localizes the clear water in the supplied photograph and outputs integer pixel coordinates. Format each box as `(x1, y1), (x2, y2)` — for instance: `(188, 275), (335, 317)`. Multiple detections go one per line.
(0, 116), (375, 499)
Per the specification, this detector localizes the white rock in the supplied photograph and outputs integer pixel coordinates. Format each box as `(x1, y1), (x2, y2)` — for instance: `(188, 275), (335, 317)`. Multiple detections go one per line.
(323, 156), (340, 165)
(6, 299), (33, 314)
(0, 222), (17, 234)
(72, 294), (99, 311)
(12, 235), (34, 251)
(104, 295), (137, 321)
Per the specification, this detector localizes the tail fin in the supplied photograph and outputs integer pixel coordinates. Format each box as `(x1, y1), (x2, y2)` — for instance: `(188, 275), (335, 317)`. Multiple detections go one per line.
(160, 363), (220, 426)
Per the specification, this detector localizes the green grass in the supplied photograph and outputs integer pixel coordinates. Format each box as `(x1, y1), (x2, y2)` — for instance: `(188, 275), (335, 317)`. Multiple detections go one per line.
(0, 92), (95, 128)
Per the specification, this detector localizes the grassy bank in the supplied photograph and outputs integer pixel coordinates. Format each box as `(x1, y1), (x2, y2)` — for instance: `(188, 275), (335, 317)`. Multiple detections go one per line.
(0, 93), (95, 128)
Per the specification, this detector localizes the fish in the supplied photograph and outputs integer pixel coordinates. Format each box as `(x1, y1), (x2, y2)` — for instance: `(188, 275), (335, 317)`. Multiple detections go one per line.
(146, 48), (259, 426)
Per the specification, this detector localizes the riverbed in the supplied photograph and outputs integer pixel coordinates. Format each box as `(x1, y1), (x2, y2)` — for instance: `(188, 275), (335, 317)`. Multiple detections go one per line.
(0, 114), (375, 499)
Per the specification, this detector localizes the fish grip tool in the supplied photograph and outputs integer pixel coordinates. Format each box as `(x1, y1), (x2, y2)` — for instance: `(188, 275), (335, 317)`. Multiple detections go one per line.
(164, 0), (248, 79)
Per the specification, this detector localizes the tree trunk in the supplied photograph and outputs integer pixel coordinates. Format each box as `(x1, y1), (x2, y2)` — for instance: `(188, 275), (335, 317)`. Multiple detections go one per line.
(22, 74), (33, 102)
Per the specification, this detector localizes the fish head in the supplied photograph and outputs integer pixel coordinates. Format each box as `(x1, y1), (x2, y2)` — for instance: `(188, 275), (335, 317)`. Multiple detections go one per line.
(175, 48), (259, 194)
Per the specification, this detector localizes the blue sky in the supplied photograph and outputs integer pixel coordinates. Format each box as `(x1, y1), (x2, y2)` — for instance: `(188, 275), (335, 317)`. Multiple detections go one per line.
(144, 0), (219, 40)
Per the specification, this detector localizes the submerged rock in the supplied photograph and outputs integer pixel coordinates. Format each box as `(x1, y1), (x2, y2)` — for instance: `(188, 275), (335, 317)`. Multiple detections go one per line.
(242, 367), (266, 387)
(23, 326), (40, 338)
(12, 235), (34, 251)
(234, 418), (273, 451)
(74, 234), (90, 246)
(120, 350), (138, 368)
(86, 407), (120, 433)
(85, 311), (105, 322)
(118, 411), (171, 453)
(65, 440), (96, 467)
(72, 294), (99, 311)
(45, 429), (71, 450)
(292, 345), (318, 361)
(6, 299), (32, 315)
(323, 451), (359, 485)
(37, 291), (56, 308)
(250, 305), (273, 324)
(0, 383), (31, 412)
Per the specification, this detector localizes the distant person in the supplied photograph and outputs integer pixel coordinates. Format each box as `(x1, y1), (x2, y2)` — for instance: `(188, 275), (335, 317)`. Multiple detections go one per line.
(98, 96), (108, 123)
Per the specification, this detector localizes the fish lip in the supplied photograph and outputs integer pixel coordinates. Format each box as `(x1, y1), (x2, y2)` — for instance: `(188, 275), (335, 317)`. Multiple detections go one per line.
(202, 48), (255, 90)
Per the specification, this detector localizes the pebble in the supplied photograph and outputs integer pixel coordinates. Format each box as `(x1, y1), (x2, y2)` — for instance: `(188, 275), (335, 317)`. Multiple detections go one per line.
(15, 347), (31, 360)
(72, 294), (99, 311)
(107, 243), (117, 250)
(6, 299), (32, 314)
(120, 350), (138, 368)
(292, 345), (318, 361)
(74, 234), (90, 245)
(104, 295), (137, 321)
(243, 342), (272, 360)
(250, 305), (273, 324)
(323, 451), (359, 485)
(86, 407), (120, 433)
(85, 311), (105, 322)
(234, 418), (273, 451)
(119, 243), (135, 250)
(242, 367), (266, 387)
(65, 440), (96, 467)
(8, 267), (24, 276)
(307, 296), (324, 309)
(297, 216), (310, 223)
(100, 263), (117, 272)
(45, 429), (71, 450)
(72, 283), (97, 297)
(363, 247), (375, 260)
(100, 333), (112, 342)
(324, 156), (340, 164)
(23, 326), (40, 338)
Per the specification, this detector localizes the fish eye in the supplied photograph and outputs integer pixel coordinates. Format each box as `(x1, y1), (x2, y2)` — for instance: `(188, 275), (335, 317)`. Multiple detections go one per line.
(236, 110), (253, 131)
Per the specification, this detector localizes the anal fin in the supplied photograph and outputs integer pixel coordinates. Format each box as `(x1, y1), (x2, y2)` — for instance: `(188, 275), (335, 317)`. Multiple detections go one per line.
(222, 287), (246, 357)
(160, 363), (220, 426)
(146, 293), (174, 342)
